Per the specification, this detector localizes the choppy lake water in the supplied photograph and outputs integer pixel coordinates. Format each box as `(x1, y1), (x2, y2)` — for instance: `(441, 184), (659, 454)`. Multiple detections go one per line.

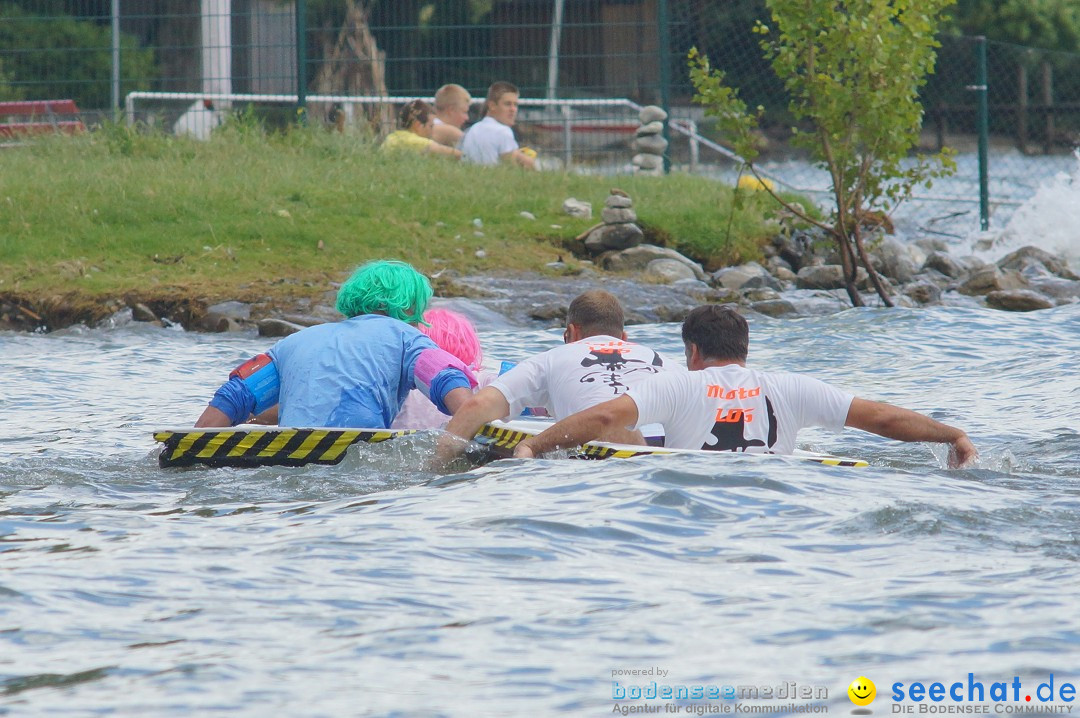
(2, 302), (1079, 717)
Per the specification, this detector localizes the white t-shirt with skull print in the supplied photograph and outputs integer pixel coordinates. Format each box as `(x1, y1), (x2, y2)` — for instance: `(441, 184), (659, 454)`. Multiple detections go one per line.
(489, 336), (675, 420)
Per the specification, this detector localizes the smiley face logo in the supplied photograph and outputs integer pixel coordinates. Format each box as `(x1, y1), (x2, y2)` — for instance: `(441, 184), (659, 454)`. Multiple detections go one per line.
(848, 676), (876, 707)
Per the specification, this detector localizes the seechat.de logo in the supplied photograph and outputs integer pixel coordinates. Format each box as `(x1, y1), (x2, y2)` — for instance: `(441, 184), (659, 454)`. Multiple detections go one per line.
(848, 676), (877, 713)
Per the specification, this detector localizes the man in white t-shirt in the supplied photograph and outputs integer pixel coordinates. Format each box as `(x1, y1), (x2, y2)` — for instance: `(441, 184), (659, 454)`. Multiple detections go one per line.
(514, 305), (978, 468)
(444, 290), (674, 446)
(460, 81), (536, 169)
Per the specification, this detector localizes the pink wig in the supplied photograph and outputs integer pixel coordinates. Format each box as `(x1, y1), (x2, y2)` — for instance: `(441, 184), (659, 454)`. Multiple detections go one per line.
(418, 308), (483, 371)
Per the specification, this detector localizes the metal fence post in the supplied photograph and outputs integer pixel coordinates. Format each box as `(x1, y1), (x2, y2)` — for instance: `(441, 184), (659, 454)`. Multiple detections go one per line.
(111, 0), (121, 111)
(658, 0), (672, 174)
(1041, 61), (1054, 155)
(975, 36), (990, 231)
(547, 0), (572, 167)
(295, 0), (307, 125)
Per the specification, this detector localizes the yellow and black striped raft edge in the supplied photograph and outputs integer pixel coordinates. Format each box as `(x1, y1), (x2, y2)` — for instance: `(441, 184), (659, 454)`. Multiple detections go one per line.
(153, 427), (416, 468)
(153, 422), (868, 469)
(475, 423), (652, 460)
(473, 423), (869, 467)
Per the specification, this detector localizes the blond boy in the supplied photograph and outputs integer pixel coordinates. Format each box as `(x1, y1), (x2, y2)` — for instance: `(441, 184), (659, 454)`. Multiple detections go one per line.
(432, 84), (472, 148)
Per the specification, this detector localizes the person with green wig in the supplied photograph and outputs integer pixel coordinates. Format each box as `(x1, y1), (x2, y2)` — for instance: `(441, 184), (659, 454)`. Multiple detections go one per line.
(195, 260), (478, 428)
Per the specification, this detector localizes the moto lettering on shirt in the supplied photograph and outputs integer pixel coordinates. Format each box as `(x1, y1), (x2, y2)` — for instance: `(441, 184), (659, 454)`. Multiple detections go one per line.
(701, 383), (778, 452)
(706, 384), (761, 399)
(578, 341), (663, 396)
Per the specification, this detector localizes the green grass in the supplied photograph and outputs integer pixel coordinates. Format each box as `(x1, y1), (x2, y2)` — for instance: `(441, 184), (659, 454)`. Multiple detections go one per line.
(0, 121), (796, 300)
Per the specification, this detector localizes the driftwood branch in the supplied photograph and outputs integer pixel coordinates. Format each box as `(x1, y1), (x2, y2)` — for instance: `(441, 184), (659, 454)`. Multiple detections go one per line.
(574, 222), (604, 242)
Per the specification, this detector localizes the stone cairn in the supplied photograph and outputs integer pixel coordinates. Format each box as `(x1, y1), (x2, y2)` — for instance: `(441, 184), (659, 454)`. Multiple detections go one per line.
(583, 190), (644, 253)
(632, 105), (668, 175)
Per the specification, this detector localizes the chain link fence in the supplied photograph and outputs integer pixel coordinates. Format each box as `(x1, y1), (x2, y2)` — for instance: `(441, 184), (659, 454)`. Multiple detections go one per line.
(2, 1), (1078, 228)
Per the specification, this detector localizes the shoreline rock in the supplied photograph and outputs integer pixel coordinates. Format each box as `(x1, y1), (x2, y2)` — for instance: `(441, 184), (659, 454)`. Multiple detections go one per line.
(2, 240), (1076, 334)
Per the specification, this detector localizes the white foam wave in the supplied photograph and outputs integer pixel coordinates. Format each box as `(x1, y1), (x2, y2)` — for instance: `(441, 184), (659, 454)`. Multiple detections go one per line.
(977, 150), (1080, 266)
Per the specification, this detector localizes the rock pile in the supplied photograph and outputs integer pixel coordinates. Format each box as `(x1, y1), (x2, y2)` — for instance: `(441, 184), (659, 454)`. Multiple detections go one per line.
(600, 244), (709, 285)
(4, 225), (1075, 334)
(745, 234), (1080, 315)
(632, 105), (667, 176)
(581, 226), (1079, 319)
(583, 190), (645, 253)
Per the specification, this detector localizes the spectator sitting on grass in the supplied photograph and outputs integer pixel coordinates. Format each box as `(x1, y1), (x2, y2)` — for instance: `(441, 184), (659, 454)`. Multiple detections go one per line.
(382, 99), (462, 159)
(431, 84), (472, 149)
(460, 81), (536, 170)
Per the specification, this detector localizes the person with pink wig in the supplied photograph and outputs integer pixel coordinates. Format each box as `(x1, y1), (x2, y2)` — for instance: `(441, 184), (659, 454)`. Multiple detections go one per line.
(392, 308), (494, 429)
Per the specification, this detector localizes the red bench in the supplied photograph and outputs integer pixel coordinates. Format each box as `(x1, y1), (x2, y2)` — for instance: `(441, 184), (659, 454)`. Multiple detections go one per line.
(0, 99), (85, 138)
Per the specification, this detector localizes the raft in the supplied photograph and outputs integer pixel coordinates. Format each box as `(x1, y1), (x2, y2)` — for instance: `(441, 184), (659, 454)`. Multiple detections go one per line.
(153, 419), (868, 469)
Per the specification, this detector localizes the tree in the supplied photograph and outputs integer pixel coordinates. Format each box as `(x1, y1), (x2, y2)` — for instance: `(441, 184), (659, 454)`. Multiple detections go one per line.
(308, 0), (392, 129)
(0, 3), (157, 110)
(689, 0), (956, 307)
(0, 0), (111, 17)
(0, 56), (18, 101)
(949, 0), (1080, 53)
(300, 0), (498, 93)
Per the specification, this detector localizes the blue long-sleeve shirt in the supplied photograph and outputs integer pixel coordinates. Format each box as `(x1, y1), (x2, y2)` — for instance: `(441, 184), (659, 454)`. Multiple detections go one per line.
(209, 315), (472, 428)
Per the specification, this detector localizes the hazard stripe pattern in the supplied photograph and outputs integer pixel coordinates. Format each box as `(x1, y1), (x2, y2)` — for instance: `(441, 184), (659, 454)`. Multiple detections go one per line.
(475, 424), (659, 461)
(155, 425), (868, 468)
(154, 428), (417, 468)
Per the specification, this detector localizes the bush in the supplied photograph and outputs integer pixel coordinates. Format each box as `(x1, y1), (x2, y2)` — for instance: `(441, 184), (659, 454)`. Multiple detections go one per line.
(0, 4), (157, 110)
(0, 57), (20, 101)
(949, 0), (1080, 53)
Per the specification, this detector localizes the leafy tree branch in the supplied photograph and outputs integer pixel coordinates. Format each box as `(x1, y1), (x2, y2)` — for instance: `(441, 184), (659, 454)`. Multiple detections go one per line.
(690, 0), (957, 307)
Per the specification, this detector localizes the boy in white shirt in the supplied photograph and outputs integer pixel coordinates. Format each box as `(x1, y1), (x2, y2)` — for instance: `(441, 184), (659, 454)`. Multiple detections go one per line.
(460, 81), (536, 169)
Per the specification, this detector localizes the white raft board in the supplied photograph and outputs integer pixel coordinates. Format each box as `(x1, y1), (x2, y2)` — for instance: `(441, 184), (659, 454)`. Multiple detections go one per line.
(153, 419), (868, 468)
(475, 418), (869, 467)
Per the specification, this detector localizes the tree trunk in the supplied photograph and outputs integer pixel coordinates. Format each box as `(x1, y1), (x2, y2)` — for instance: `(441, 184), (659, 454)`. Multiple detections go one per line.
(853, 224), (895, 307)
(831, 222), (863, 307)
(310, 0), (393, 133)
(842, 242), (863, 306)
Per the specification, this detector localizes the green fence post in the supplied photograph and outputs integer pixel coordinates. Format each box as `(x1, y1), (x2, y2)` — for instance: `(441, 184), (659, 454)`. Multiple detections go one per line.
(975, 36), (990, 231)
(295, 0), (307, 125)
(111, 0), (121, 111)
(658, 0), (672, 174)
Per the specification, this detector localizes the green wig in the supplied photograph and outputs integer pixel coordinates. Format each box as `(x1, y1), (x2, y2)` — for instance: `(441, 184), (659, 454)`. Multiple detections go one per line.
(335, 260), (433, 324)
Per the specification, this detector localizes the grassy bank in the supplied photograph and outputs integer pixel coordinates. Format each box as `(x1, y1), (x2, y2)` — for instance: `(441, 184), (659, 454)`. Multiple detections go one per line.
(0, 122), (795, 301)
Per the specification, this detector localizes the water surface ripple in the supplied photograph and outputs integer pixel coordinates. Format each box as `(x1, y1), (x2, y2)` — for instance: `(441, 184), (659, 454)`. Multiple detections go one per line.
(1, 305), (1078, 716)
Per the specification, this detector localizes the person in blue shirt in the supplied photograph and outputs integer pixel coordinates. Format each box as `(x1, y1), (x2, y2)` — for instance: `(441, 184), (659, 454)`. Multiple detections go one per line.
(194, 260), (477, 429)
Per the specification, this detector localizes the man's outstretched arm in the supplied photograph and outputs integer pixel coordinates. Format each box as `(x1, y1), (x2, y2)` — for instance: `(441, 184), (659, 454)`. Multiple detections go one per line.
(845, 398), (977, 468)
(196, 353), (280, 428)
(514, 395), (639, 458)
(195, 405), (233, 428)
(431, 387), (513, 470)
(441, 386), (474, 416)
(431, 123), (463, 148)
(444, 386), (513, 443)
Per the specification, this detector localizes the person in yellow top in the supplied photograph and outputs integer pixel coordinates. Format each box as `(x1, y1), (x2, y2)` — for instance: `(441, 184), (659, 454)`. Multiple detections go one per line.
(382, 99), (462, 159)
